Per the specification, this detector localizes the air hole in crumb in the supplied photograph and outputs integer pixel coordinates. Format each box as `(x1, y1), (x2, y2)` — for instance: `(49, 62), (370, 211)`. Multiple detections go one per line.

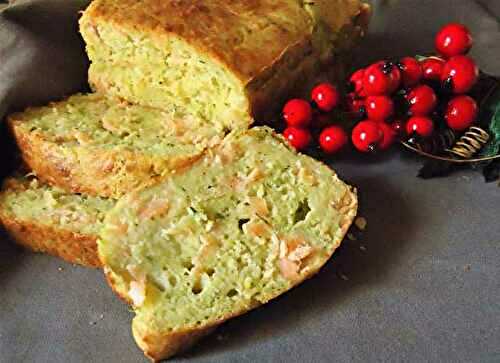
(192, 283), (202, 295)
(293, 199), (311, 224)
(226, 289), (238, 297)
(238, 219), (250, 231)
(182, 260), (194, 270)
(206, 268), (215, 277)
(168, 276), (177, 286)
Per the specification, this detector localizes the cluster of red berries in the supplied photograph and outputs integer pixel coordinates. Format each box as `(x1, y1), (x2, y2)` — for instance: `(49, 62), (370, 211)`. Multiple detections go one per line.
(347, 23), (479, 152)
(281, 83), (348, 153)
(280, 23), (481, 154)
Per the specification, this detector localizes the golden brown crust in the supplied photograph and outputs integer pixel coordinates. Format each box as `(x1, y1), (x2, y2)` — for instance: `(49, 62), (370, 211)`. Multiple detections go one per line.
(81, 1), (369, 123)
(0, 211), (101, 268)
(83, 0), (306, 82)
(132, 320), (217, 362)
(103, 267), (134, 305)
(106, 186), (357, 361)
(82, 0), (368, 82)
(7, 116), (201, 199)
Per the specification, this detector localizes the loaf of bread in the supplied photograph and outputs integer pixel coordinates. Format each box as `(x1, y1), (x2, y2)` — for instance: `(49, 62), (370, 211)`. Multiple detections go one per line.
(99, 127), (357, 360)
(0, 176), (114, 267)
(80, 0), (370, 125)
(8, 93), (225, 198)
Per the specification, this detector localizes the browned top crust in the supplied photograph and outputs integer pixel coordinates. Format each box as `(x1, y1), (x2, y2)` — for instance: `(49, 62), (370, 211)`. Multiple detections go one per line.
(81, 0), (367, 84)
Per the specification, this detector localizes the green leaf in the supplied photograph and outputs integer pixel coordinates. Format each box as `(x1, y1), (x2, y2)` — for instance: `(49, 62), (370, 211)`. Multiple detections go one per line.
(478, 77), (500, 157)
(415, 54), (429, 62)
(480, 103), (500, 157)
(414, 54), (443, 62)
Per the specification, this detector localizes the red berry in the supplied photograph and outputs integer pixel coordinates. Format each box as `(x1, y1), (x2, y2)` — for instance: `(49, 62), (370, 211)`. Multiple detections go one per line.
(363, 61), (401, 96)
(365, 95), (394, 121)
(388, 66), (402, 94)
(377, 122), (397, 150)
(349, 69), (366, 97)
(421, 57), (445, 81)
(445, 95), (478, 131)
(351, 120), (384, 152)
(283, 127), (311, 151)
(311, 83), (340, 112)
(406, 116), (434, 138)
(398, 57), (422, 87)
(319, 126), (348, 154)
(435, 23), (473, 58)
(441, 55), (479, 94)
(283, 99), (312, 127)
(406, 84), (438, 116)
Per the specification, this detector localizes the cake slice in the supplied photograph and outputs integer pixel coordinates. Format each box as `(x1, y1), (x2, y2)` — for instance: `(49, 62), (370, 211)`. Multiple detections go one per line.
(0, 176), (114, 267)
(99, 127), (357, 360)
(8, 93), (226, 198)
(80, 0), (370, 124)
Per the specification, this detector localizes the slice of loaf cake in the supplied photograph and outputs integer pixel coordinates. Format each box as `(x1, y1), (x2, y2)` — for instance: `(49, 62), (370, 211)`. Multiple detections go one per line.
(0, 176), (114, 267)
(80, 0), (370, 124)
(99, 127), (357, 360)
(8, 93), (225, 198)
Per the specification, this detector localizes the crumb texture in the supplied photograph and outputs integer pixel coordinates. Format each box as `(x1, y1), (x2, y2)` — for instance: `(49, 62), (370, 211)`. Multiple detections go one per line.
(0, 176), (114, 267)
(99, 127), (357, 359)
(8, 93), (223, 197)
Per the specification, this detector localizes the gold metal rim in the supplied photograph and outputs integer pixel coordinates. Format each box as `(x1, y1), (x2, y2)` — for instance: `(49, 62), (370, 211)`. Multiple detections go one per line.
(401, 141), (500, 163)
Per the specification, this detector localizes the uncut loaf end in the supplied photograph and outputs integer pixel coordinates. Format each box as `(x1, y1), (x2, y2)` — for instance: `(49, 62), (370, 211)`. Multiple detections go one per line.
(99, 127), (358, 360)
(80, 0), (370, 125)
(0, 176), (115, 267)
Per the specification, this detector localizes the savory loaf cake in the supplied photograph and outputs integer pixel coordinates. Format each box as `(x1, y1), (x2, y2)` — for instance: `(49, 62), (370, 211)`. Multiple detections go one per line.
(80, 0), (370, 124)
(99, 127), (358, 360)
(8, 93), (225, 198)
(0, 176), (114, 267)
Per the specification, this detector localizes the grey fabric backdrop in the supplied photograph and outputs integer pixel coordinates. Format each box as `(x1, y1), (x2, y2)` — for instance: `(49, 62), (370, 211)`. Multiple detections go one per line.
(0, 1), (499, 362)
